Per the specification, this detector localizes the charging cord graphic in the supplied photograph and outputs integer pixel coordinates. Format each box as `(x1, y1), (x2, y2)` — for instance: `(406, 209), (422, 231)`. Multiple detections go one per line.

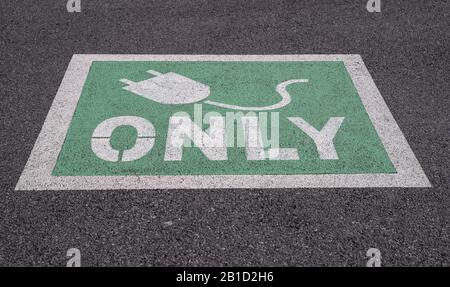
(120, 70), (308, 111)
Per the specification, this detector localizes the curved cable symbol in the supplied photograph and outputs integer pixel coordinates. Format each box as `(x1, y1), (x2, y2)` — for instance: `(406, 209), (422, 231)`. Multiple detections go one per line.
(203, 79), (308, 111)
(120, 70), (308, 111)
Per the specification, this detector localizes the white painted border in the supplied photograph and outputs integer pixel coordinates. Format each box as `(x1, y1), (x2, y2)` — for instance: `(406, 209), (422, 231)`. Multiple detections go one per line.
(15, 54), (431, 190)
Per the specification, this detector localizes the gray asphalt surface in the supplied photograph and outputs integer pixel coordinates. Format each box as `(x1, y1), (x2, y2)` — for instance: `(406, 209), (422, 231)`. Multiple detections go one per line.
(1, 0), (449, 266)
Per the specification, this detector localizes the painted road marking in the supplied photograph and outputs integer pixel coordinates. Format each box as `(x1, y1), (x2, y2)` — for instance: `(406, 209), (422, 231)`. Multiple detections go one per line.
(16, 55), (430, 190)
(91, 116), (156, 162)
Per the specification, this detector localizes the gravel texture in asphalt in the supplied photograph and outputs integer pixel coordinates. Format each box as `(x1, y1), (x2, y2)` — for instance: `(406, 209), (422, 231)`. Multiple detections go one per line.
(1, 0), (448, 266)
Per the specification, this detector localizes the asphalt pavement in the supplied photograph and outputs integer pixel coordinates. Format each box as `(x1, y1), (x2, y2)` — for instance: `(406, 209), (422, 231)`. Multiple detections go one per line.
(1, 0), (449, 266)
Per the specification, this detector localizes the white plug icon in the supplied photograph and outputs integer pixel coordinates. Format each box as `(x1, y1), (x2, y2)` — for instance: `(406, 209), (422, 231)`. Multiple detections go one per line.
(120, 70), (308, 111)
(120, 70), (210, 105)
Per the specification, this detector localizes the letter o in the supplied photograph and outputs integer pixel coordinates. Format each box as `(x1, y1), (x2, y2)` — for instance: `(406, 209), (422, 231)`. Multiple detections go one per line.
(91, 116), (155, 162)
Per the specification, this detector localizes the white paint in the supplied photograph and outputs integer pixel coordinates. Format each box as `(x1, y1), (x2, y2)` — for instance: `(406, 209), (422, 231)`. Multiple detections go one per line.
(121, 70), (210, 105)
(288, 117), (344, 160)
(91, 116), (155, 162)
(66, 0), (81, 13)
(122, 138), (155, 161)
(164, 115), (227, 161)
(366, 0), (381, 13)
(241, 116), (298, 160)
(15, 54), (431, 190)
(241, 116), (266, 160)
(268, 148), (300, 160)
(121, 69), (307, 111)
(204, 79), (308, 111)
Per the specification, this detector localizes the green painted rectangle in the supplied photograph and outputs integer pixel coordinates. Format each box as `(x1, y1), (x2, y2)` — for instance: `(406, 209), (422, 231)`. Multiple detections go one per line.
(52, 61), (395, 176)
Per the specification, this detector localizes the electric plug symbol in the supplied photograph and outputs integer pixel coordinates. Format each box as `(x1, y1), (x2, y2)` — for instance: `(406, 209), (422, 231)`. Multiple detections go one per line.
(120, 69), (308, 111)
(120, 70), (210, 105)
